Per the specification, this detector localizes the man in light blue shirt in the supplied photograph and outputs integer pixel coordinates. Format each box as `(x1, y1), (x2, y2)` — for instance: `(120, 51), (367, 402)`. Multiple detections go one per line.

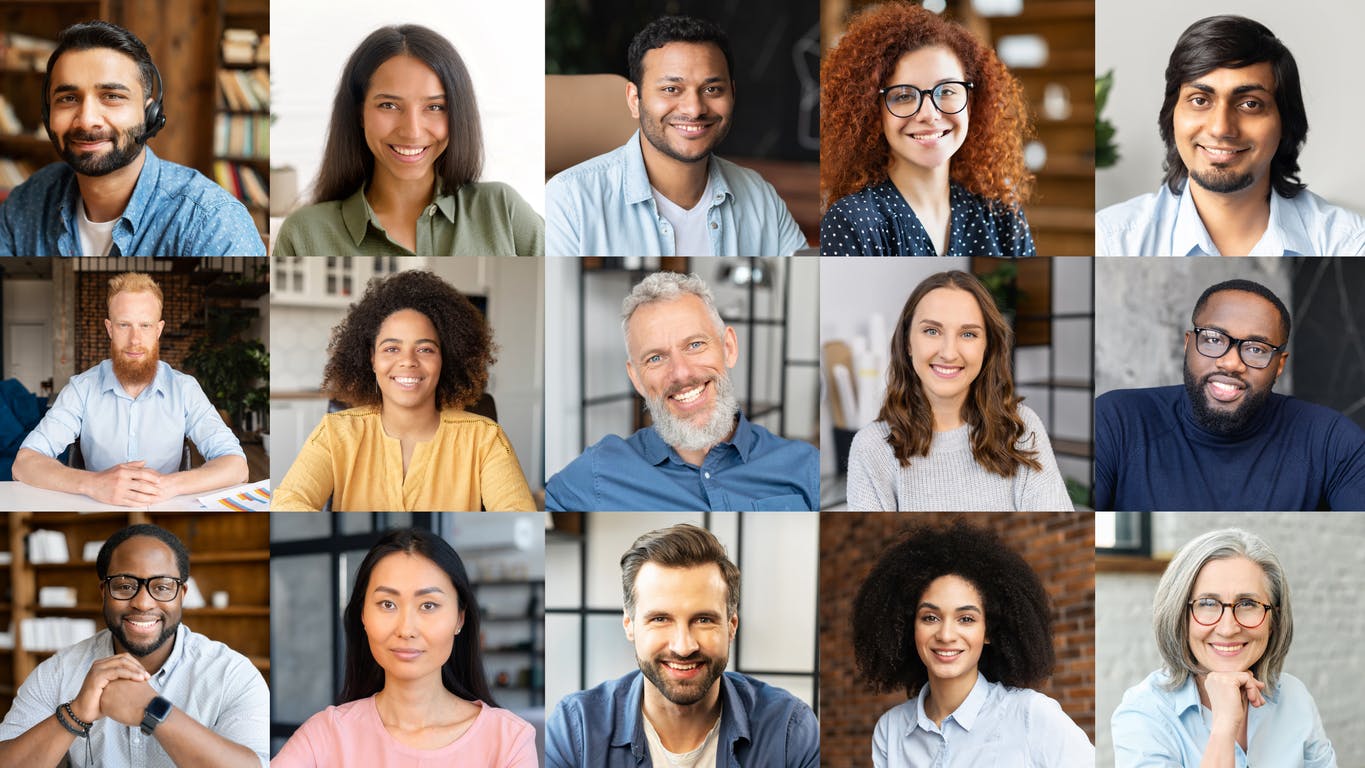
(0, 525), (269, 767)
(0, 21), (263, 257)
(544, 271), (818, 511)
(545, 16), (807, 257)
(13, 272), (247, 506)
(1096, 15), (1365, 256)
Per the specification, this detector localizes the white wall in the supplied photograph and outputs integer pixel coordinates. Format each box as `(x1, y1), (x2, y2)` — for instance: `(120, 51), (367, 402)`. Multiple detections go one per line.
(1096, 512), (1365, 764)
(2, 278), (54, 394)
(271, 0), (544, 214)
(1096, 1), (1365, 213)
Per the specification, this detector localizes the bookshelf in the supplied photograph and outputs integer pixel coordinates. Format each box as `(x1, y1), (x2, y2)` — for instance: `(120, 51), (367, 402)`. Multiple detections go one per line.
(0, 2), (108, 198)
(212, 0), (270, 243)
(2, 511), (271, 717)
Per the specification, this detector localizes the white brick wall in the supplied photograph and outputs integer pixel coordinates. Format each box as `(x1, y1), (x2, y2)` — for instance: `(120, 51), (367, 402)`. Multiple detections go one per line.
(1097, 512), (1365, 765)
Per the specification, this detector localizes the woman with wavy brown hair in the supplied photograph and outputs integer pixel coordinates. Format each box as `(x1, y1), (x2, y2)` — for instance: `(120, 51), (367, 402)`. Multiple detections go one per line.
(273, 270), (535, 512)
(819, 3), (1034, 256)
(846, 271), (1070, 510)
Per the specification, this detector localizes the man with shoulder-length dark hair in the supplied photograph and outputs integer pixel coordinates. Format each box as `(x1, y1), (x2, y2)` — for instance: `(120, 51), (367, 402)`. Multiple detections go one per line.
(0, 21), (263, 256)
(545, 15), (806, 256)
(1097, 15), (1365, 256)
(546, 523), (818, 767)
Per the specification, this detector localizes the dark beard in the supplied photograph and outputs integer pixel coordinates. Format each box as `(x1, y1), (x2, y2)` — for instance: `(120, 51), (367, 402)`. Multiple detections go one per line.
(638, 651), (726, 706)
(1183, 359), (1272, 435)
(111, 339), (159, 388)
(58, 124), (145, 177)
(104, 605), (177, 658)
(1190, 166), (1254, 194)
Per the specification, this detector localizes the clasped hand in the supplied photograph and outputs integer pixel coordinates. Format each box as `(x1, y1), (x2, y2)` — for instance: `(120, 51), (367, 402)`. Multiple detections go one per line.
(1204, 669), (1267, 730)
(88, 461), (180, 507)
(70, 653), (158, 728)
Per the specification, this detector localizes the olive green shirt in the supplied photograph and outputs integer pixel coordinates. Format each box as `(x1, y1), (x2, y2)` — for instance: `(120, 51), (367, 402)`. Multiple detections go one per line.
(272, 181), (544, 256)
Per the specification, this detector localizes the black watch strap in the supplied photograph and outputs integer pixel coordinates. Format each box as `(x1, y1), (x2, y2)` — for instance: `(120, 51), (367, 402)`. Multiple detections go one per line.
(140, 695), (172, 736)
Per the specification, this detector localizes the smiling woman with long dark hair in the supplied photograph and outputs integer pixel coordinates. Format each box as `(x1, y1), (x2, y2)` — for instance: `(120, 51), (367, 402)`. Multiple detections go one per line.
(272, 270), (535, 511)
(845, 270), (1070, 510)
(272, 528), (536, 766)
(272, 24), (543, 256)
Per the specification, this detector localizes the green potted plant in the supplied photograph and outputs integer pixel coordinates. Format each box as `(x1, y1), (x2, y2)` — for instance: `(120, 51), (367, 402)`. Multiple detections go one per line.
(183, 308), (269, 436)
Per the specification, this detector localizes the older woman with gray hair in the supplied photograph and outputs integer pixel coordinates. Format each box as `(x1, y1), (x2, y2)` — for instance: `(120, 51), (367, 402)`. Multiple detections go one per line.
(1112, 528), (1335, 767)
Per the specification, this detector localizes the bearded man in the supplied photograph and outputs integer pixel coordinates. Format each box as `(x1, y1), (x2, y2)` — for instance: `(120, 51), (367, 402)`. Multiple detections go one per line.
(12, 272), (247, 506)
(546, 523), (818, 767)
(545, 271), (818, 511)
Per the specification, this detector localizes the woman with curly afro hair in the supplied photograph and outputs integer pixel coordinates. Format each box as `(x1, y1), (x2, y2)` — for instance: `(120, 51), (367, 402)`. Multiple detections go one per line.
(853, 519), (1092, 766)
(846, 270), (1071, 511)
(819, 2), (1035, 256)
(273, 270), (534, 511)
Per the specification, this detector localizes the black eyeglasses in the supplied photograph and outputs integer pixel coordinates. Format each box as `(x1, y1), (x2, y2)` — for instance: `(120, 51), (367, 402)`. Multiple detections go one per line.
(1189, 327), (1286, 369)
(103, 575), (184, 602)
(1188, 597), (1275, 628)
(879, 81), (973, 119)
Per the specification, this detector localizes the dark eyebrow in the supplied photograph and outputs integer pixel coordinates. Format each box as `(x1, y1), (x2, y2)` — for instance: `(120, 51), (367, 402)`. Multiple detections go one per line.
(1198, 324), (1276, 345)
(917, 319), (984, 332)
(918, 601), (982, 612)
(656, 75), (728, 85)
(372, 585), (447, 596)
(372, 93), (446, 101)
(1186, 82), (1271, 96)
(376, 337), (440, 346)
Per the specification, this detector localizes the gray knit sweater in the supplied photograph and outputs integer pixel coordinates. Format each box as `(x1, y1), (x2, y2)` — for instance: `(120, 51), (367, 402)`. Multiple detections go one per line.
(845, 404), (1073, 511)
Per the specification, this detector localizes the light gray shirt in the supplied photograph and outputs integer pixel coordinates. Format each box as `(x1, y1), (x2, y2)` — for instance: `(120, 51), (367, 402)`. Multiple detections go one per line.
(846, 404), (1073, 511)
(874, 672), (1093, 768)
(0, 624), (269, 767)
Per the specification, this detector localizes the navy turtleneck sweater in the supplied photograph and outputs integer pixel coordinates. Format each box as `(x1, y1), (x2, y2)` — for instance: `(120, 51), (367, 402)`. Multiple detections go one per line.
(1095, 385), (1365, 511)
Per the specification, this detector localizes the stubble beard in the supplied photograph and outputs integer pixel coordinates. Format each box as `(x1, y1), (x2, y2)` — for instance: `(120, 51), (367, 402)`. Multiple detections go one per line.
(1183, 357), (1274, 435)
(58, 123), (145, 177)
(647, 370), (740, 453)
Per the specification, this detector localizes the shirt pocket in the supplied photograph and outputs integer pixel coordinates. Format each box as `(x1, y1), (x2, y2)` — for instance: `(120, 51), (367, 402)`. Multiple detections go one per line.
(750, 494), (808, 511)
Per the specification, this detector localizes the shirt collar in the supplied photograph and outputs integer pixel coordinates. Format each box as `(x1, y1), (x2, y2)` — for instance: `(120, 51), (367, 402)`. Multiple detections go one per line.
(340, 183), (455, 245)
(622, 130), (733, 208)
(913, 671), (991, 734)
(97, 359), (169, 399)
(1171, 182), (1308, 256)
(641, 410), (756, 465)
(624, 671), (750, 757)
(60, 147), (158, 242)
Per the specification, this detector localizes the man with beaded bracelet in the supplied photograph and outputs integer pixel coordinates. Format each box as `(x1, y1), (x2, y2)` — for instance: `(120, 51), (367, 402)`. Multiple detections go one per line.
(0, 524), (268, 767)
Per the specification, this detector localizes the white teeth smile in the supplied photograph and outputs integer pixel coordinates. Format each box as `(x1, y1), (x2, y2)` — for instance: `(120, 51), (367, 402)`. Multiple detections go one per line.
(911, 129), (950, 139)
(1211, 643), (1244, 652)
(933, 649), (963, 658)
(1201, 146), (1244, 156)
(672, 384), (704, 403)
(393, 377), (421, 384)
(127, 619), (157, 628)
(931, 364), (961, 376)
(391, 145), (426, 156)
(665, 661), (700, 670)
(1209, 381), (1240, 394)
(674, 124), (706, 134)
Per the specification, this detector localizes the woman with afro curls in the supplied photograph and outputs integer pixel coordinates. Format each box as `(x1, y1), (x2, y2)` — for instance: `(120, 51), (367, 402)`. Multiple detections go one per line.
(819, 3), (1035, 256)
(853, 519), (1092, 766)
(273, 270), (535, 511)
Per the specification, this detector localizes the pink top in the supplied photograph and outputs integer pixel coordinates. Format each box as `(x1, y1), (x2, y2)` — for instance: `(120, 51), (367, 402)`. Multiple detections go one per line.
(271, 695), (537, 767)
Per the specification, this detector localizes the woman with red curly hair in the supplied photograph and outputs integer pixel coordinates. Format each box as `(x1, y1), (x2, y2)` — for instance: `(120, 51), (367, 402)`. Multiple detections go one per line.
(846, 271), (1070, 510)
(820, 3), (1035, 256)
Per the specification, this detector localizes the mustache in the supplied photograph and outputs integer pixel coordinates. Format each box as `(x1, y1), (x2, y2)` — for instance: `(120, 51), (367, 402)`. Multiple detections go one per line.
(1201, 372), (1247, 388)
(664, 378), (712, 398)
(64, 128), (117, 143)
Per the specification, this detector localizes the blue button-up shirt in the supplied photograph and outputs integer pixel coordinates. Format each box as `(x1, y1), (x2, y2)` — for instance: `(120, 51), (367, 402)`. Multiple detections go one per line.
(544, 412), (818, 511)
(1096, 183), (1365, 256)
(1112, 670), (1336, 768)
(545, 131), (807, 256)
(19, 360), (244, 473)
(546, 670), (818, 768)
(874, 672), (1093, 768)
(0, 148), (265, 256)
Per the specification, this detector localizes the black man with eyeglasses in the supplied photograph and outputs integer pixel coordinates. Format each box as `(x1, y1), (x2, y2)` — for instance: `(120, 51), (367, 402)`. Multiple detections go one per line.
(1096, 278), (1365, 511)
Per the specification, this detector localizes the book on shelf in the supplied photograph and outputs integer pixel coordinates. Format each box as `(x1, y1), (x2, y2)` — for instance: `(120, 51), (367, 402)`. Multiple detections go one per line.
(0, 94), (24, 135)
(213, 160), (269, 209)
(221, 28), (260, 66)
(214, 113), (269, 158)
(1, 32), (57, 71)
(217, 69), (270, 112)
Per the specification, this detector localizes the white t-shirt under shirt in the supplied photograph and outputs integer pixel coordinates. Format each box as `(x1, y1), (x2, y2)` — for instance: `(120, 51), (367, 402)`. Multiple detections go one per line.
(652, 179), (714, 256)
(642, 705), (722, 768)
(77, 201), (116, 256)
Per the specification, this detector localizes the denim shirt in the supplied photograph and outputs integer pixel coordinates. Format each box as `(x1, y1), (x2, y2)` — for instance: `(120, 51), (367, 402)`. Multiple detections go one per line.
(544, 411), (819, 511)
(546, 670), (819, 768)
(545, 131), (807, 256)
(1096, 183), (1365, 256)
(0, 148), (265, 256)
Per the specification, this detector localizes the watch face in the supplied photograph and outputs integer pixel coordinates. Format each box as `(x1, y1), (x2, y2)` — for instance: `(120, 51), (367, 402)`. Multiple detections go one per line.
(148, 696), (172, 719)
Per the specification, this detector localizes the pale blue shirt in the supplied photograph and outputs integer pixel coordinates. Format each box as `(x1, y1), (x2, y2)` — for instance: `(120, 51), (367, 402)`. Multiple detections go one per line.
(1112, 670), (1336, 768)
(545, 131), (807, 256)
(0, 148), (265, 257)
(19, 359), (243, 473)
(873, 672), (1093, 768)
(1096, 183), (1365, 256)
(0, 624), (269, 767)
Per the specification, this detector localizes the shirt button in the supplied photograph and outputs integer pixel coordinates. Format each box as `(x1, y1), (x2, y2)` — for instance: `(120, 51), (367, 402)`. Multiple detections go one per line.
(704, 472), (711, 479)
(710, 222), (718, 229)
(425, 204), (437, 217)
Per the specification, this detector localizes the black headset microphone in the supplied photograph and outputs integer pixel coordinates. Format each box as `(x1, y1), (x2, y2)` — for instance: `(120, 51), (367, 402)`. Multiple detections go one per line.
(41, 60), (167, 144)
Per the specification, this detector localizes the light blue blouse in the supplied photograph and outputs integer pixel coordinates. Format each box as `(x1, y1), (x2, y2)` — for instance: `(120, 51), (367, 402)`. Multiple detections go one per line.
(873, 672), (1093, 768)
(1112, 670), (1336, 768)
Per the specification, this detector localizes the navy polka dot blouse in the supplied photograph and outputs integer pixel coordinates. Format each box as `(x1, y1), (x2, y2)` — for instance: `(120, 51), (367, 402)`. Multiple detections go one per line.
(819, 179), (1036, 257)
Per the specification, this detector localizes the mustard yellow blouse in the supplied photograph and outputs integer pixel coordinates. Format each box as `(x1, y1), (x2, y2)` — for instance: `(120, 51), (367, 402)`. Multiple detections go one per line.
(273, 406), (535, 511)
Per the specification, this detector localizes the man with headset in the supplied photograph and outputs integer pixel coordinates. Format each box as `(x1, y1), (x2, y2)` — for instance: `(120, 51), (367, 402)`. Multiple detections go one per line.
(0, 21), (264, 256)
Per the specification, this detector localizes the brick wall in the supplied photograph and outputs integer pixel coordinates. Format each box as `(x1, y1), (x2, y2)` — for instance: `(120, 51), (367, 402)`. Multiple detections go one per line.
(819, 512), (1096, 767)
(76, 272), (205, 372)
